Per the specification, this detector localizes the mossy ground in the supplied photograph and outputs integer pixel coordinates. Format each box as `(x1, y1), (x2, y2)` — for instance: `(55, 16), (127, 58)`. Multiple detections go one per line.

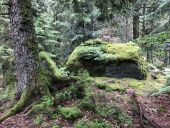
(0, 50), (167, 127)
(94, 73), (165, 96)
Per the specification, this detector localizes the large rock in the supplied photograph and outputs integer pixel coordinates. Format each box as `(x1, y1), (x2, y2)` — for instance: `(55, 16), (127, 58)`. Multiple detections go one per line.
(66, 39), (147, 79)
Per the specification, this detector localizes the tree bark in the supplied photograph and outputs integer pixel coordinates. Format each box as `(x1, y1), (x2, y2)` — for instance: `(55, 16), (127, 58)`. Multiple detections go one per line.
(9, 0), (38, 97)
(133, 5), (140, 39)
(0, 0), (39, 122)
(142, 4), (146, 37)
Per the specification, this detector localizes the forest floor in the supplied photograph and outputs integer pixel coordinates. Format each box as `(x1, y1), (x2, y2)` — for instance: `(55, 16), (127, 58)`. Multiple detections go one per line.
(0, 75), (170, 128)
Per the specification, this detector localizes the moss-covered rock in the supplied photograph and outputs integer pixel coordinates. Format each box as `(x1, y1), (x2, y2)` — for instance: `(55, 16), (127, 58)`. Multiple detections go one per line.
(66, 39), (147, 80)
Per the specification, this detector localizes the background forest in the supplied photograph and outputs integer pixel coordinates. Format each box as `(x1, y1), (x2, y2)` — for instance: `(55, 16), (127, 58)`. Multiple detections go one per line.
(0, 0), (170, 128)
(1, 0), (170, 62)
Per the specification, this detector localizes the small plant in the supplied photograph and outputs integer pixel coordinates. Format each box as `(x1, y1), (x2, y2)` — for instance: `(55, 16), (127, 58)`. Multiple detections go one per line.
(42, 96), (54, 107)
(55, 84), (85, 103)
(51, 125), (60, 128)
(74, 119), (112, 128)
(95, 103), (120, 118)
(95, 103), (132, 127)
(78, 98), (96, 111)
(117, 113), (133, 127)
(58, 106), (83, 120)
(33, 114), (45, 125)
(157, 106), (166, 113)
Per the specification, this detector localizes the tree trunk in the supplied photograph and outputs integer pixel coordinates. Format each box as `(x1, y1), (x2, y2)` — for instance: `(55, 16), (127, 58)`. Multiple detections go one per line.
(9, 0), (38, 97)
(142, 4), (146, 37)
(125, 16), (128, 42)
(165, 50), (168, 65)
(133, 6), (140, 39)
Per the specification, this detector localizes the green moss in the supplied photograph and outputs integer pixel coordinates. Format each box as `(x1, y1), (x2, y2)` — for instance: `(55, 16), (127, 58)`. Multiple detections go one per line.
(74, 119), (112, 128)
(94, 76), (163, 96)
(67, 39), (141, 65)
(58, 106), (83, 120)
(95, 83), (107, 89)
(39, 51), (77, 82)
(129, 80), (145, 89)
(51, 125), (60, 128)
(96, 82), (125, 93)
(39, 51), (63, 79)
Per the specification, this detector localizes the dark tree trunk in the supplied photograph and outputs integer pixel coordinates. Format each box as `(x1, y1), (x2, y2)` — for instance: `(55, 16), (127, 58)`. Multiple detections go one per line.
(133, 6), (140, 39)
(9, 0), (38, 97)
(142, 4), (146, 37)
(125, 16), (128, 42)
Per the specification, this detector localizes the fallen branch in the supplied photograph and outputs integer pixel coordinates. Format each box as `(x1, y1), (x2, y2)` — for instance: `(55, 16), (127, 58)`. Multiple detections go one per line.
(0, 13), (9, 16)
(132, 93), (163, 128)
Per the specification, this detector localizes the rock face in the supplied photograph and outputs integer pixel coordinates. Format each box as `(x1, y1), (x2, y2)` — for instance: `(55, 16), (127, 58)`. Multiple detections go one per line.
(66, 39), (147, 79)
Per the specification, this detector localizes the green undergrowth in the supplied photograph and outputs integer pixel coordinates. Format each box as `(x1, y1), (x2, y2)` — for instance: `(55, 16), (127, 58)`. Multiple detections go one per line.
(77, 97), (96, 111)
(95, 103), (132, 126)
(0, 84), (15, 101)
(152, 71), (170, 95)
(33, 114), (45, 125)
(58, 106), (83, 120)
(74, 119), (112, 128)
(52, 70), (134, 126)
(55, 70), (93, 103)
(28, 96), (55, 119)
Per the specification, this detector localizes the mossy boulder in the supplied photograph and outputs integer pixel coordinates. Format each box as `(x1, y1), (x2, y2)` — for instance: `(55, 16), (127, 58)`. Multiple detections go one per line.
(66, 39), (147, 80)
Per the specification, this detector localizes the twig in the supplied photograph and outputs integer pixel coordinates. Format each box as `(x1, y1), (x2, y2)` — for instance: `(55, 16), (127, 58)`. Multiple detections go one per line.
(132, 93), (146, 128)
(2, 3), (10, 6)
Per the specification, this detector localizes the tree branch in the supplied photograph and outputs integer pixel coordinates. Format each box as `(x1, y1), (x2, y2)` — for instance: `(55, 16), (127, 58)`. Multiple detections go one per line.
(0, 13), (9, 16)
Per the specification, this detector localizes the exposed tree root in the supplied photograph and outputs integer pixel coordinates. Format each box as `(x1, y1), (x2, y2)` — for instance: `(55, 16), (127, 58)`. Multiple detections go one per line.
(0, 52), (77, 123)
(39, 51), (78, 82)
(0, 88), (30, 122)
(132, 93), (163, 128)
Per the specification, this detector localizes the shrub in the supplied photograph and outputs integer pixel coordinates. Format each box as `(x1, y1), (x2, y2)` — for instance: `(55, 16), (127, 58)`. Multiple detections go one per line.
(58, 106), (83, 120)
